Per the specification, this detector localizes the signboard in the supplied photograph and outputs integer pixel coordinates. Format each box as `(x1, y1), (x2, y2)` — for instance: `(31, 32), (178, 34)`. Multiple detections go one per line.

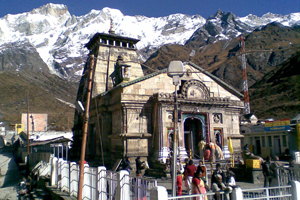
(264, 119), (290, 132)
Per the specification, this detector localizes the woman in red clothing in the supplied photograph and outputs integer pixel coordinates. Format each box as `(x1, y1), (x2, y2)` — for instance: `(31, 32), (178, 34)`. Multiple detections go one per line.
(192, 171), (207, 200)
(176, 170), (182, 196)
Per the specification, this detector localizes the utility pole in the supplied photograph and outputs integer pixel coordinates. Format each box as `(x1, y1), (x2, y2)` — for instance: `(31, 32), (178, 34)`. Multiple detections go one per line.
(77, 54), (95, 200)
(167, 61), (184, 197)
(239, 36), (251, 114)
(172, 83), (179, 197)
(27, 92), (30, 174)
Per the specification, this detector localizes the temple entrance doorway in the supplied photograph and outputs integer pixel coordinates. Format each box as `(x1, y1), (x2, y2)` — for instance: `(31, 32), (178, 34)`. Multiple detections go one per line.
(184, 118), (203, 158)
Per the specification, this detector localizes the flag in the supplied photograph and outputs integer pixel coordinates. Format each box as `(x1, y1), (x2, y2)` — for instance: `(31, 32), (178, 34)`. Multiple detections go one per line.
(228, 137), (234, 154)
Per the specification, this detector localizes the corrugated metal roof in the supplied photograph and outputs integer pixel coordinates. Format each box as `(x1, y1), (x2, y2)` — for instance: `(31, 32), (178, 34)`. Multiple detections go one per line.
(28, 136), (72, 147)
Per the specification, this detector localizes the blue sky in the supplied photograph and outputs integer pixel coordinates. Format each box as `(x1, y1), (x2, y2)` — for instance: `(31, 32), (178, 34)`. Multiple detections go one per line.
(0, 0), (299, 18)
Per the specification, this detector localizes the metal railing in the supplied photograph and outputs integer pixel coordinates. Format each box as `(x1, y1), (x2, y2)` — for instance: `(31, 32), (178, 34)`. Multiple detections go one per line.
(168, 191), (226, 200)
(127, 175), (157, 200)
(278, 167), (300, 186)
(242, 185), (292, 200)
(106, 170), (119, 200)
(167, 185), (293, 200)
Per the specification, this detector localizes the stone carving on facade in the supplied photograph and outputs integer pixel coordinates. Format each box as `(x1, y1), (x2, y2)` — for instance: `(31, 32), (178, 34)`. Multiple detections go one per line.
(181, 80), (210, 100)
(213, 113), (223, 124)
(186, 69), (192, 77)
(114, 55), (131, 86)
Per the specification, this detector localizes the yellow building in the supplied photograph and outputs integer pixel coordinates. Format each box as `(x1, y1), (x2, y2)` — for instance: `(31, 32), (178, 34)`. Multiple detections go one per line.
(241, 116), (294, 159)
(15, 124), (24, 134)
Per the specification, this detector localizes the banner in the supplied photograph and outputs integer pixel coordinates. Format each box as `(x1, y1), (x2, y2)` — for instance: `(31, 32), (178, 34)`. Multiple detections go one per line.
(264, 119), (290, 132)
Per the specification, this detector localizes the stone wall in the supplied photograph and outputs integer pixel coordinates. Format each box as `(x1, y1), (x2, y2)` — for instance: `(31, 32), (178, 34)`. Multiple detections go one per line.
(92, 45), (144, 97)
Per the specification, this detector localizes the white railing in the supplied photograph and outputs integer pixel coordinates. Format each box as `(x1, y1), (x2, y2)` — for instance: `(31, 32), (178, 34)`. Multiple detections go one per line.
(49, 157), (128, 199)
(32, 157), (300, 200)
(242, 185), (292, 200)
(34, 157), (157, 200)
(154, 184), (298, 200)
(168, 191), (226, 200)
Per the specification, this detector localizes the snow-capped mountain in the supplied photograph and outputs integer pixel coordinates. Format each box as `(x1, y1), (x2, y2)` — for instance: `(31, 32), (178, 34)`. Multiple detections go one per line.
(0, 3), (299, 81)
(0, 3), (206, 80)
(186, 9), (300, 48)
(186, 9), (253, 48)
(238, 12), (300, 28)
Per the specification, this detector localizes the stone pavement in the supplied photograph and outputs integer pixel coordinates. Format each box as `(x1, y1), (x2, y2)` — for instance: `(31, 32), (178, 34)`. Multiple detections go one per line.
(0, 147), (22, 200)
(0, 147), (51, 200)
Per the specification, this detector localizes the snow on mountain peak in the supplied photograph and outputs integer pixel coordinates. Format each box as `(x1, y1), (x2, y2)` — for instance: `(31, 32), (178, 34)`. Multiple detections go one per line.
(0, 3), (299, 81)
(29, 3), (70, 18)
(101, 7), (124, 17)
(238, 12), (300, 28)
(262, 12), (283, 19)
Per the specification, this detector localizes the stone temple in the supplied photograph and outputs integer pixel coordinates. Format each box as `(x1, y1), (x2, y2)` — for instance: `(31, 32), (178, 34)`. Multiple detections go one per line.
(71, 26), (245, 168)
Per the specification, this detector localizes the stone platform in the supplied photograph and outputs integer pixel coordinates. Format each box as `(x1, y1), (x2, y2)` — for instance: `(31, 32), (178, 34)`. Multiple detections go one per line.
(230, 167), (264, 184)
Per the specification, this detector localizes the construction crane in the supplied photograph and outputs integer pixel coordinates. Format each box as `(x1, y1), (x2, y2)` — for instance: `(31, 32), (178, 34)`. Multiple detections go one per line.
(239, 36), (251, 114)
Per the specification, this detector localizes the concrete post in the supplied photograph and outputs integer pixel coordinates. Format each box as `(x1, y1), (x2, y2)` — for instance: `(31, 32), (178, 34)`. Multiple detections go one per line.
(83, 163), (90, 200)
(50, 157), (58, 186)
(97, 166), (107, 200)
(57, 158), (64, 189)
(150, 186), (168, 200)
(231, 187), (243, 200)
(119, 170), (130, 200)
(61, 160), (69, 192)
(91, 167), (97, 200)
(291, 180), (300, 200)
(69, 162), (79, 197)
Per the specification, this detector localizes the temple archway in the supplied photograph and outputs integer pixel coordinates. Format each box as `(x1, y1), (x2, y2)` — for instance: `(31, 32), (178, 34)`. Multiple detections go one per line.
(183, 115), (206, 158)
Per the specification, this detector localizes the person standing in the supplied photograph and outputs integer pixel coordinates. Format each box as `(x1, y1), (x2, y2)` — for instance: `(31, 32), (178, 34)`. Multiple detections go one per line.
(183, 158), (189, 190)
(209, 142), (216, 162)
(176, 170), (183, 196)
(198, 140), (206, 159)
(135, 156), (145, 177)
(122, 156), (132, 174)
(271, 156), (281, 186)
(204, 144), (211, 161)
(196, 160), (207, 183)
(192, 171), (207, 200)
(262, 156), (273, 187)
(185, 160), (197, 194)
(215, 143), (224, 160)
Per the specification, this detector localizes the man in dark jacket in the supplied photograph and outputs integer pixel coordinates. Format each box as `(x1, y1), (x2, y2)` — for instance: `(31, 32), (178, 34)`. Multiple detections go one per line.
(135, 156), (145, 177)
(212, 163), (226, 188)
(122, 157), (132, 174)
(262, 156), (273, 187)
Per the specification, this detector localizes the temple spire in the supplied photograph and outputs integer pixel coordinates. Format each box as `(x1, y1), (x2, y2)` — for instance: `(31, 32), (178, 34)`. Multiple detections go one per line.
(109, 19), (115, 34)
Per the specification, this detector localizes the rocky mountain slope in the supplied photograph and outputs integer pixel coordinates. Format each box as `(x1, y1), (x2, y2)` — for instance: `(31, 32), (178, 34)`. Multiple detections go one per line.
(249, 51), (300, 119)
(0, 70), (77, 130)
(145, 21), (300, 91)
